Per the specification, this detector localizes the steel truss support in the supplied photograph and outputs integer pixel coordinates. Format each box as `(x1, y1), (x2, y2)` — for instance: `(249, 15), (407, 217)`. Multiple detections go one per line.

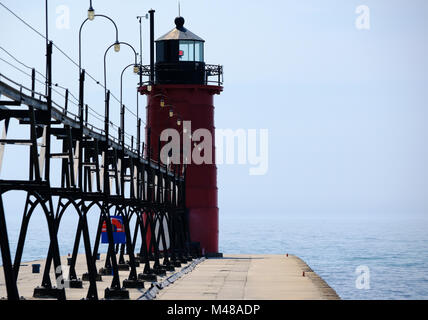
(0, 43), (190, 301)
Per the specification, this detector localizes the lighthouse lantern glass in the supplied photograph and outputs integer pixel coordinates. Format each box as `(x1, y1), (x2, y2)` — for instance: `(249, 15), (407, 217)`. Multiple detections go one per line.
(155, 19), (207, 84)
(195, 42), (204, 62)
(179, 41), (194, 61)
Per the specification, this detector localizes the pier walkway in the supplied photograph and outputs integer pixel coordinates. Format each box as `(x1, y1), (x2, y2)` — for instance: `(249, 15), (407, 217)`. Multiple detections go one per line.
(156, 254), (340, 300)
(0, 254), (340, 300)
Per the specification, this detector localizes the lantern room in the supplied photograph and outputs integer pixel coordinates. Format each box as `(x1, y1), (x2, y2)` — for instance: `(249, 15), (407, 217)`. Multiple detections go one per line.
(155, 16), (206, 85)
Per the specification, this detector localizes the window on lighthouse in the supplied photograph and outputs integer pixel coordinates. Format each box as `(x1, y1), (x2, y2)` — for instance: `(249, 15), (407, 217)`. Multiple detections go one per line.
(195, 42), (204, 62)
(179, 41), (194, 61)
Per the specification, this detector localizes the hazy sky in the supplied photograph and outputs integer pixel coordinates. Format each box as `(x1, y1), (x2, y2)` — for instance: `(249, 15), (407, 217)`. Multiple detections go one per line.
(0, 0), (427, 218)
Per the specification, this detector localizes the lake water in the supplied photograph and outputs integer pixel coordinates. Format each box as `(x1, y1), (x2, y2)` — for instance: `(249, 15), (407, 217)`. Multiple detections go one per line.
(219, 214), (428, 300)
(1, 211), (428, 300)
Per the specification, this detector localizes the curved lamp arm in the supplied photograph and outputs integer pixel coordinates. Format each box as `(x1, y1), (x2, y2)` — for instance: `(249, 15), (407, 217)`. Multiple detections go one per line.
(104, 41), (138, 98)
(103, 42), (139, 145)
(119, 63), (139, 146)
(79, 14), (120, 72)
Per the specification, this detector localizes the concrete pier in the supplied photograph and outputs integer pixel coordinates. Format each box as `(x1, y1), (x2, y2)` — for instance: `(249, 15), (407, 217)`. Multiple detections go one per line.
(0, 254), (339, 300)
(0, 253), (191, 300)
(156, 255), (340, 300)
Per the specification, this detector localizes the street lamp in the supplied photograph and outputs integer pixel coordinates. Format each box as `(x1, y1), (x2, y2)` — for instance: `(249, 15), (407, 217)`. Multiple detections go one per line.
(120, 62), (141, 146)
(114, 42), (121, 53)
(104, 41), (138, 144)
(78, 13), (120, 131)
(88, 0), (95, 20)
(79, 14), (119, 73)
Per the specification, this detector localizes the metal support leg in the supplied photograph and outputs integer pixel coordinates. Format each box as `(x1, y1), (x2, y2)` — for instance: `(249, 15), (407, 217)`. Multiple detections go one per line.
(0, 194), (19, 300)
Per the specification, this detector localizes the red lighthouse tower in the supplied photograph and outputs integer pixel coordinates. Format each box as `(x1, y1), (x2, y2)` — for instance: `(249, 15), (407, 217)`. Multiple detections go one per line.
(139, 15), (223, 254)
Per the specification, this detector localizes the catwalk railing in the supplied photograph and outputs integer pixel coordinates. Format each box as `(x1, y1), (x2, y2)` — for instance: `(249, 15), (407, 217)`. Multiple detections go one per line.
(0, 42), (195, 301)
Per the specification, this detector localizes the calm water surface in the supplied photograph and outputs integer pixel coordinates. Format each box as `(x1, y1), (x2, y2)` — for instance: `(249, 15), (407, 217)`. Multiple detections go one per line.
(219, 214), (428, 300)
(1, 211), (427, 300)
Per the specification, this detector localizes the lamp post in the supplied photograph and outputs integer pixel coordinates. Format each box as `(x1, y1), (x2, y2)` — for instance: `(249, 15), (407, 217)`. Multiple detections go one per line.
(137, 14), (149, 86)
(88, 0), (95, 20)
(103, 42), (138, 142)
(78, 13), (120, 129)
(79, 15), (120, 73)
(120, 63), (140, 147)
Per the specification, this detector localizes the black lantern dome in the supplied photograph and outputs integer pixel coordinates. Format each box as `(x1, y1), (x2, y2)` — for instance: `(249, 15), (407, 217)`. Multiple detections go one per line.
(155, 17), (205, 85)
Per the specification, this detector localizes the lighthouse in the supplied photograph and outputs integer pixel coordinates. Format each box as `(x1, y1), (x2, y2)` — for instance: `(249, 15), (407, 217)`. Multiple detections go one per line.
(139, 15), (223, 254)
